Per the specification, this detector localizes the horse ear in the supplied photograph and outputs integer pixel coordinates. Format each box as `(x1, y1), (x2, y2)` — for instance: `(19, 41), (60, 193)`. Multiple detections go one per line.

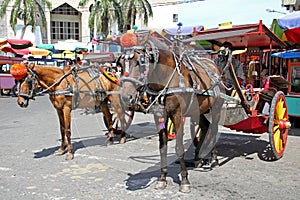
(28, 63), (35, 70)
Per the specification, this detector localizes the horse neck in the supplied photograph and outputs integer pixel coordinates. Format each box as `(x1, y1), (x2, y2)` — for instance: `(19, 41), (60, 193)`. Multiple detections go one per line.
(35, 66), (65, 88)
(148, 49), (179, 89)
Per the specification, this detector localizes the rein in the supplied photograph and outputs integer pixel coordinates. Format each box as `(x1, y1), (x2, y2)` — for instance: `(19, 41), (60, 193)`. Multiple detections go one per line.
(36, 65), (77, 96)
(120, 45), (185, 113)
(120, 43), (229, 115)
(18, 67), (37, 99)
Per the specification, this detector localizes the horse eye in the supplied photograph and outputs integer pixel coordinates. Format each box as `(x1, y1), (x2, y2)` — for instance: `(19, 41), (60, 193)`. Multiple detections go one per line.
(121, 54), (125, 59)
(26, 78), (32, 85)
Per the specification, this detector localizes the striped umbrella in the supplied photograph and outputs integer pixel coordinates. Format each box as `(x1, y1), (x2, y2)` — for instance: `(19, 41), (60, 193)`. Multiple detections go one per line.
(278, 11), (300, 43)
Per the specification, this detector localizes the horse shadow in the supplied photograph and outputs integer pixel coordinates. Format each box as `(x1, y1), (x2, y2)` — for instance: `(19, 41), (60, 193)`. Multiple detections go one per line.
(33, 121), (158, 159)
(124, 132), (280, 191)
(33, 134), (108, 158)
(125, 152), (182, 191)
(124, 122), (158, 141)
(215, 132), (281, 164)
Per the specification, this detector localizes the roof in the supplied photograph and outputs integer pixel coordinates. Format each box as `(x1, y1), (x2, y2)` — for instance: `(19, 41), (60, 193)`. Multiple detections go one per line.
(183, 21), (288, 50)
(272, 49), (300, 58)
(0, 55), (24, 65)
(163, 25), (204, 36)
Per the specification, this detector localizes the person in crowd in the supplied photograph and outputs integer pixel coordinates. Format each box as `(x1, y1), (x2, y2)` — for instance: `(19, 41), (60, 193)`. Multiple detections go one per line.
(214, 41), (245, 87)
(76, 57), (82, 67)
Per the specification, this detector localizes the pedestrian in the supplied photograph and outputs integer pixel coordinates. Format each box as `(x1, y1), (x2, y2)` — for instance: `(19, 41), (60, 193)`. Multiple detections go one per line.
(214, 41), (245, 87)
(76, 57), (82, 67)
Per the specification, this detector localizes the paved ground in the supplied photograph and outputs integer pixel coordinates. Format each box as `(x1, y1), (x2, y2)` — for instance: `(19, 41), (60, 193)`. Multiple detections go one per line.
(0, 95), (300, 200)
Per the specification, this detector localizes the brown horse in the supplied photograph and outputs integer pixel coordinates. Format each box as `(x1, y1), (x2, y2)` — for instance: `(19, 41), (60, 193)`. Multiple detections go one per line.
(16, 62), (124, 160)
(117, 35), (225, 193)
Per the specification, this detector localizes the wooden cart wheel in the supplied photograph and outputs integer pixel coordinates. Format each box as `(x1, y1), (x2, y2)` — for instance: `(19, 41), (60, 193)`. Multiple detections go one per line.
(166, 117), (186, 140)
(101, 67), (134, 133)
(1, 89), (11, 95)
(268, 91), (290, 160)
(167, 118), (176, 140)
(104, 102), (134, 134)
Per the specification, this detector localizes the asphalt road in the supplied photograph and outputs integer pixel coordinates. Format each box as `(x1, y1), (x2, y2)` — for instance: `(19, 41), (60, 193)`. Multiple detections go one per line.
(0, 95), (300, 200)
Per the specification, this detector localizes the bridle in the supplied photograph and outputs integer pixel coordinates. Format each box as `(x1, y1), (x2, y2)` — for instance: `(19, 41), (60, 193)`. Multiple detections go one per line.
(118, 43), (189, 113)
(18, 65), (76, 100)
(18, 67), (38, 100)
(121, 46), (149, 76)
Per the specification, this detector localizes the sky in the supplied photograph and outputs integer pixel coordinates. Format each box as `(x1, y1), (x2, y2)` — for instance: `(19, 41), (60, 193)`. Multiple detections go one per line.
(177, 0), (288, 28)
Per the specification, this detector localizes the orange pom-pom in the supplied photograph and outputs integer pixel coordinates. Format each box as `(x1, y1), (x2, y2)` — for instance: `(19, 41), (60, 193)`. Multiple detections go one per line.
(10, 64), (28, 80)
(120, 33), (137, 47)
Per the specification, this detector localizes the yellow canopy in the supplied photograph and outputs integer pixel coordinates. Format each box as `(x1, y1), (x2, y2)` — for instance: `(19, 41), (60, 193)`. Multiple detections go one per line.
(52, 50), (83, 59)
(28, 47), (51, 56)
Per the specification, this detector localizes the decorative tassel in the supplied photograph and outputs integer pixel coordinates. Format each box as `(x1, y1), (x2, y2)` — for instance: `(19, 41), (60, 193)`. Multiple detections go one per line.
(159, 117), (165, 129)
(264, 78), (270, 90)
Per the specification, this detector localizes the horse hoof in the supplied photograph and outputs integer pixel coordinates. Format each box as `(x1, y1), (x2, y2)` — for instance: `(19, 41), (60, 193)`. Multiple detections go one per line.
(65, 153), (74, 160)
(105, 138), (114, 146)
(119, 137), (126, 144)
(179, 184), (191, 193)
(55, 149), (65, 156)
(154, 180), (167, 190)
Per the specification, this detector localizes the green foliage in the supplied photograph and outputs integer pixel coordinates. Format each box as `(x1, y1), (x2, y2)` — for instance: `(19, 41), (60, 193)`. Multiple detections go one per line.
(78, 0), (153, 35)
(122, 0), (153, 30)
(78, 0), (124, 36)
(0, 0), (51, 33)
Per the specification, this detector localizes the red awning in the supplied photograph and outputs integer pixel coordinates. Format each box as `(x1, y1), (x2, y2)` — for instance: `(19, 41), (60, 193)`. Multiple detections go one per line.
(0, 38), (33, 49)
(183, 21), (287, 50)
(0, 45), (29, 55)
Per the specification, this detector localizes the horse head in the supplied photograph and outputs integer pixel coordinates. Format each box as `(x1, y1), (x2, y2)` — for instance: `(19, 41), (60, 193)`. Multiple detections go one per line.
(116, 34), (180, 112)
(14, 63), (39, 108)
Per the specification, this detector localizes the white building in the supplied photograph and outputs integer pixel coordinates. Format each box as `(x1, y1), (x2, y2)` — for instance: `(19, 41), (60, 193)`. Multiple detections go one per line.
(0, 0), (181, 45)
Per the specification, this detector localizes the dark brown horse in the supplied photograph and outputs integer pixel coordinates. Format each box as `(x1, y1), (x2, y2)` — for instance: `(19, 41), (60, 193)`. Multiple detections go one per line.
(15, 62), (124, 160)
(117, 35), (225, 193)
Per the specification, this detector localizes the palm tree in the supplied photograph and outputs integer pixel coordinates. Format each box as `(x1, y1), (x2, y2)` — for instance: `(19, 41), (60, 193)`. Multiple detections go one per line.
(122, 0), (153, 31)
(78, 0), (124, 37)
(0, 0), (51, 34)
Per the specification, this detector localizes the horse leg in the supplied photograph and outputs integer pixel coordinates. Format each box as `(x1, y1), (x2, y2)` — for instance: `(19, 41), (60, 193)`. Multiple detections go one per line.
(154, 115), (168, 190)
(63, 106), (73, 160)
(194, 114), (212, 169)
(208, 99), (224, 168)
(194, 99), (223, 169)
(55, 109), (67, 155)
(172, 113), (191, 193)
(100, 99), (115, 145)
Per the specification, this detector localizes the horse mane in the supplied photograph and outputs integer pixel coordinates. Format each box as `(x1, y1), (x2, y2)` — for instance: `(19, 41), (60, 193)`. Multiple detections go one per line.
(148, 37), (170, 51)
(34, 65), (68, 78)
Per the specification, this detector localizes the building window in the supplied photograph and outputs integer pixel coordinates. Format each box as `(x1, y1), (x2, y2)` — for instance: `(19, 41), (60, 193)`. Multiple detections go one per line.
(51, 3), (79, 15)
(50, 3), (81, 42)
(51, 21), (79, 40)
(173, 14), (178, 22)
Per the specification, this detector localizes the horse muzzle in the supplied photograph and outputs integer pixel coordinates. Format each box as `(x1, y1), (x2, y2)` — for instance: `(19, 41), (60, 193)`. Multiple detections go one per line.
(17, 95), (30, 108)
